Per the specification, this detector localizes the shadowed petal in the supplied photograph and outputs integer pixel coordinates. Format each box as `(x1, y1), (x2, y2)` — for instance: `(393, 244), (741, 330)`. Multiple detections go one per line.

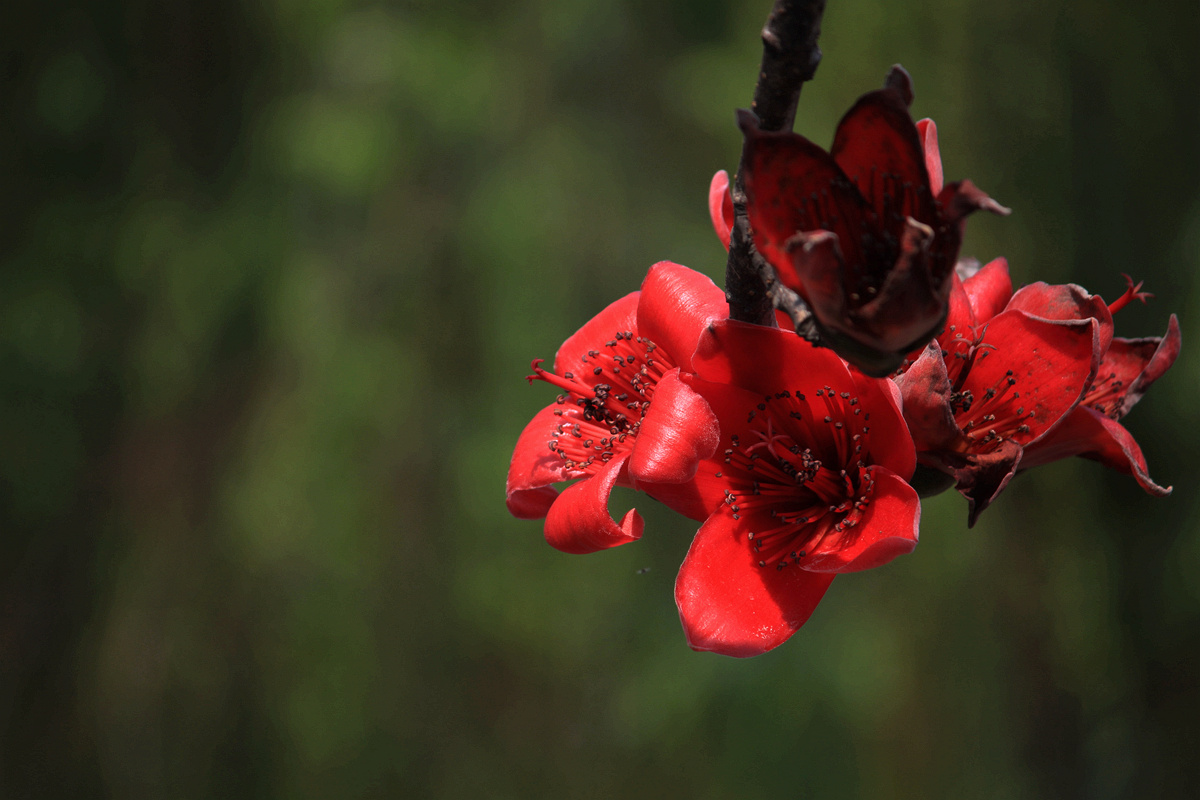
(544, 451), (643, 554)
(831, 66), (936, 225)
(740, 110), (870, 281)
(848, 216), (944, 353)
(803, 468), (921, 573)
(675, 511), (835, 657)
(785, 229), (847, 322)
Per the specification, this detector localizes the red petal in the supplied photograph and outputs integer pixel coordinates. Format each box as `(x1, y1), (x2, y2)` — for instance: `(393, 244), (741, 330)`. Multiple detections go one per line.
(669, 374), (775, 514)
(1006, 281), (1114, 354)
(1121, 313), (1181, 415)
(961, 257), (1012, 324)
(784, 229), (847, 320)
(553, 291), (640, 378)
(629, 369), (719, 486)
(916, 118), (943, 197)
(831, 79), (936, 226)
(846, 216), (945, 353)
(1021, 406), (1171, 496)
(895, 343), (962, 453)
(637, 261), (728, 372)
(969, 309), (1100, 446)
(850, 372), (917, 480)
(543, 451), (644, 554)
(739, 112), (870, 284)
(937, 180), (1011, 226)
(638, 480), (715, 523)
(803, 468), (920, 573)
(709, 170), (734, 251)
(955, 438), (1023, 527)
(675, 511), (835, 657)
(942, 271), (976, 344)
(506, 404), (575, 519)
(507, 485), (559, 521)
(693, 319), (853, 401)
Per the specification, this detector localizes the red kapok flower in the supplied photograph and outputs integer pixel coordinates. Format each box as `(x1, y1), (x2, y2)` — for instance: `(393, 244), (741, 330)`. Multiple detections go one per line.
(506, 262), (726, 553)
(1017, 277), (1180, 496)
(896, 258), (1105, 524)
(736, 66), (1008, 376)
(661, 320), (919, 657)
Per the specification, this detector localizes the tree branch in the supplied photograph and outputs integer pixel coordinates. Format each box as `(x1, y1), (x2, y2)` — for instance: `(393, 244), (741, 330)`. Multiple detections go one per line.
(725, 0), (827, 329)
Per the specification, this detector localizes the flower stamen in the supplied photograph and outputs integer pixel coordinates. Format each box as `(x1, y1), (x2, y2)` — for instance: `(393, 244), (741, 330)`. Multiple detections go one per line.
(718, 390), (875, 570)
(529, 333), (676, 476)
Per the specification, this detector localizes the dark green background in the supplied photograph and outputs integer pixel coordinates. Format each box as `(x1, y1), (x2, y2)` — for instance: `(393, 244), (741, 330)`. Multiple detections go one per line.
(2, 0), (1198, 797)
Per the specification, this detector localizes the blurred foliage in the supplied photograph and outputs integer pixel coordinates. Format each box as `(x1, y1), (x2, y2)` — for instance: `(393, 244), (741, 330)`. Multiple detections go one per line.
(1, 0), (1198, 797)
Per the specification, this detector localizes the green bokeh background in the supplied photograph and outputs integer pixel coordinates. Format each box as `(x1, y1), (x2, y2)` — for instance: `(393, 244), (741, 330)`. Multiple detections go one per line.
(2, 1), (1199, 797)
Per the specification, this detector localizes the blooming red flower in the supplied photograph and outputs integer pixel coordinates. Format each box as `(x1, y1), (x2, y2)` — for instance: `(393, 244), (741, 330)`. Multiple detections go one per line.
(506, 262), (726, 553)
(896, 258), (1117, 524)
(734, 66), (1008, 376)
(656, 320), (919, 657)
(1016, 278), (1179, 496)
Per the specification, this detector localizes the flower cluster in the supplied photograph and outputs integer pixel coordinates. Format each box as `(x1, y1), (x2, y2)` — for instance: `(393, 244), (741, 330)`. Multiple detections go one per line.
(507, 69), (1180, 657)
(894, 261), (1178, 524)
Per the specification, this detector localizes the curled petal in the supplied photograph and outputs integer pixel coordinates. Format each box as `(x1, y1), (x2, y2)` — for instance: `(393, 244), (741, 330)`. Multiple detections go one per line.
(630, 369), (719, 487)
(709, 170), (734, 251)
(508, 485), (559, 521)
(1007, 281), (1114, 354)
(637, 261), (728, 372)
(1022, 406), (1171, 496)
(961, 257), (1012, 324)
(938, 179), (1011, 227)
(1122, 314), (1181, 415)
(955, 438), (1023, 527)
(916, 118), (943, 197)
(785, 229), (847, 323)
(544, 451), (644, 554)
(553, 292), (640, 377)
(803, 468), (921, 573)
(675, 511), (835, 658)
(895, 343), (962, 453)
(506, 404), (575, 519)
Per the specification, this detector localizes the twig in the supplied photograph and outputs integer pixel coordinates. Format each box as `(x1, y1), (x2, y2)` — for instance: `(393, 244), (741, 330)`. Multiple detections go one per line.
(725, 0), (827, 330)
